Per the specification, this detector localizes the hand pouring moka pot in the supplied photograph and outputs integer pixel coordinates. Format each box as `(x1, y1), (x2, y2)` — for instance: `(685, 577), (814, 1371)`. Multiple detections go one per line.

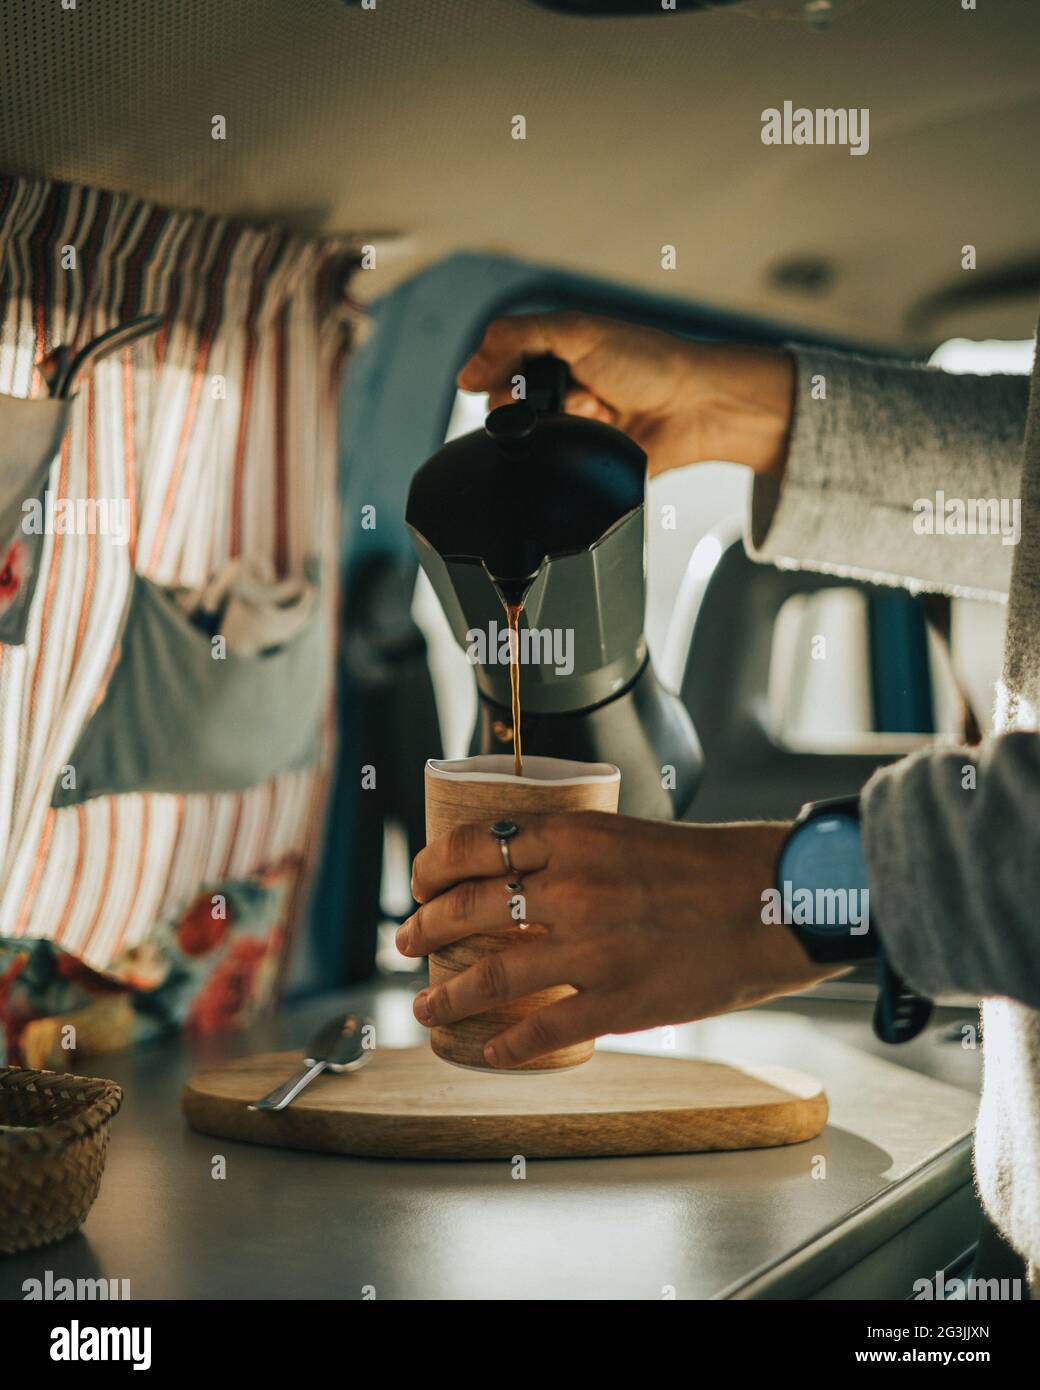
(406, 354), (701, 819)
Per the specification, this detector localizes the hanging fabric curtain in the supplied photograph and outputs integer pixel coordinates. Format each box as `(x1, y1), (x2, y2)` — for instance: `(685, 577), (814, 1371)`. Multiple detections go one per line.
(0, 174), (361, 1067)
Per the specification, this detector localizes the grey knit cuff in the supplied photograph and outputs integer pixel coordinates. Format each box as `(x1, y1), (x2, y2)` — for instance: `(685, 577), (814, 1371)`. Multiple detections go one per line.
(747, 344), (1023, 599)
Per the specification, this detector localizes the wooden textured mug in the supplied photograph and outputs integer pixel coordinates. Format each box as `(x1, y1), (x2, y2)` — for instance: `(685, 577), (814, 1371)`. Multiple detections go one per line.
(424, 754), (622, 1072)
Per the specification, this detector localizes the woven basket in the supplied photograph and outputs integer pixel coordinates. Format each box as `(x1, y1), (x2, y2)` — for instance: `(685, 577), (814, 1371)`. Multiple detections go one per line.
(0, 1066), (123, 1256)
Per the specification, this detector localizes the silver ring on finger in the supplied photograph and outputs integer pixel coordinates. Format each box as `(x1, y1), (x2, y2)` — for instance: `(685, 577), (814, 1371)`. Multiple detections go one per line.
(490, 819), (520, 875)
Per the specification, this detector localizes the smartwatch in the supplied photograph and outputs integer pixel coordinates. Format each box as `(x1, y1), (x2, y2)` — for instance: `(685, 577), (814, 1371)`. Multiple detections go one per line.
(776, 796), (932, 1043)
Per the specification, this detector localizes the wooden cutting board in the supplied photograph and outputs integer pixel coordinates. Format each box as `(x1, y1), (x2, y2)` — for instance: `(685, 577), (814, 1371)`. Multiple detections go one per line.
(182, 1047), (827, 1159)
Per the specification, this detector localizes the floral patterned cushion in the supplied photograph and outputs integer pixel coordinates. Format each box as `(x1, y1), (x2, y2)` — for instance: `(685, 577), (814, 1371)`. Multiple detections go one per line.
(0, 862), (298, 1070)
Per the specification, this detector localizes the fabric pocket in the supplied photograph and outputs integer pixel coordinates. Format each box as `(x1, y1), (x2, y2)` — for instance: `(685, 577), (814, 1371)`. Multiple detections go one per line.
(51, 569), (327, 807)
(0, 394), (71, 645)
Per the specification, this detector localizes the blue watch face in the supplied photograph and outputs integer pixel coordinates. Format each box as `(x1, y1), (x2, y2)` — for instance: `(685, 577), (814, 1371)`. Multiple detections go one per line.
(776, 812), (870, 938)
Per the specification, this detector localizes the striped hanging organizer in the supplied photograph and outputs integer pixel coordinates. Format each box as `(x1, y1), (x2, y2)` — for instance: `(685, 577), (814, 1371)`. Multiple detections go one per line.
(0, 174), (362, 1069)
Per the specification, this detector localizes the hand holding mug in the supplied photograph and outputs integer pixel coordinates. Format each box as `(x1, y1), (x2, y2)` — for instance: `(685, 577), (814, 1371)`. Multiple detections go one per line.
(402, 812), (838, 1070)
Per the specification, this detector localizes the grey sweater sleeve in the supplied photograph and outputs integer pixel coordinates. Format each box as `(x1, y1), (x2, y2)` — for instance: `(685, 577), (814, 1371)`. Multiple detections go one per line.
(748, 346), (1029, 599)
(748, 345), (1039, 1007)
(863, 734), (1040, 1007)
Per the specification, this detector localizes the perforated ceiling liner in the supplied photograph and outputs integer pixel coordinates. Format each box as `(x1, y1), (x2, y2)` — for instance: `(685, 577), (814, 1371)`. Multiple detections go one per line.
(2, 0), (1038, 346)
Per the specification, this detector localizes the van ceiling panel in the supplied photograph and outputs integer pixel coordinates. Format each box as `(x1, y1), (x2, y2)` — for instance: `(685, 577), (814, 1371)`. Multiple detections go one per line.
(1, 0), (1036, 348)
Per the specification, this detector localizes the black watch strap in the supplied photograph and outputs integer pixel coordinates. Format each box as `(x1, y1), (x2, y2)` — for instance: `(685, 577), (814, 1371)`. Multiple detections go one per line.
(873, 951), (933, 1044)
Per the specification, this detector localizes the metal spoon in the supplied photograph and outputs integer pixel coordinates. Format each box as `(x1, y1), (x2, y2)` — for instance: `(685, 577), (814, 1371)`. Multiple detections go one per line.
(248, 1012), (373, 1112)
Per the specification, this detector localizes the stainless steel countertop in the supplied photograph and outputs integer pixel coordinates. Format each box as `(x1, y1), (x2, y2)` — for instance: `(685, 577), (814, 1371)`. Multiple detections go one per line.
(0, 983), (981, 1301)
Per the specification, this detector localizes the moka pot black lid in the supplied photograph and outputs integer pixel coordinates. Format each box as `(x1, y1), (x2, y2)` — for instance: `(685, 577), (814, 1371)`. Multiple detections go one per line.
(405, 355), (646, 602)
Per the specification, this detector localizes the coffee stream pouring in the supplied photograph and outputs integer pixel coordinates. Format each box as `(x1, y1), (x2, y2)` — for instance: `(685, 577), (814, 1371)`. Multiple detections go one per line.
(406, 353), (702, 818)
